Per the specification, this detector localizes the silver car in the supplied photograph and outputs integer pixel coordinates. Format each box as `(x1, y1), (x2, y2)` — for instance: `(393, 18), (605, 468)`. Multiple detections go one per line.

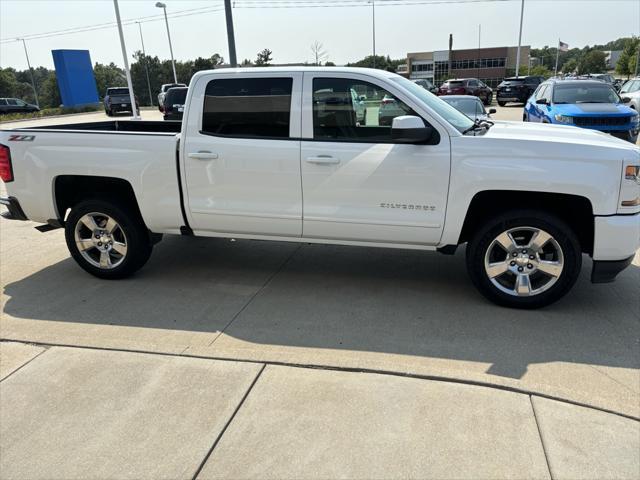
(619, 77), (640, 111)
(440, 95), (496, 122)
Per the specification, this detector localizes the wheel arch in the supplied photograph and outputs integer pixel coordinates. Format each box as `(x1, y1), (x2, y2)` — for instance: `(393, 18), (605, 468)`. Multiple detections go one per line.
(54, 175), (145, 226)
(458, 190), (594, 255)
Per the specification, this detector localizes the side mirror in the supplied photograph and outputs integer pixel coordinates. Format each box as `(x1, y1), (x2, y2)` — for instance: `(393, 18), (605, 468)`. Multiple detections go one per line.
(359, 95), (367, 101)
(489, 108), (497, 114)
(535, 98), (548, 105)
(391, 115), (435, 144)
(622, 97), (632, 103)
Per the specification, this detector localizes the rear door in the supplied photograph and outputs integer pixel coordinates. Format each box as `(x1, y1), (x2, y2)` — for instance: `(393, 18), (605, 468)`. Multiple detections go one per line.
(182, 72), (303, 237)
(300, 73), (450, 245)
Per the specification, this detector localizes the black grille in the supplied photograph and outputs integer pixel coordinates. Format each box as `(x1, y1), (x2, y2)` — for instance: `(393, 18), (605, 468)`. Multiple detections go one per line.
(573, 116), (631, 127)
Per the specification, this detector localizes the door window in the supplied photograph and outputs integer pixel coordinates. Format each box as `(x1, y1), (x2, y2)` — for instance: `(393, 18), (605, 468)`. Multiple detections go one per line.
(312, 77), (416, 142)
(6, 99), (17, 105)
(535, 85), (548, 101)
(202, 77), (293, 139)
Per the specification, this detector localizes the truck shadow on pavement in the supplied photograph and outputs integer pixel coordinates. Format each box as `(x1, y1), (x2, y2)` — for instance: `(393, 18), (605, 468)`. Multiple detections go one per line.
(3, 234), (639, 380)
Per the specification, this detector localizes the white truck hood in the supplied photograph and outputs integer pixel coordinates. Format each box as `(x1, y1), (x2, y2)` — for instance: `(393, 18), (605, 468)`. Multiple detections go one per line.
(482, 121), (639, 153)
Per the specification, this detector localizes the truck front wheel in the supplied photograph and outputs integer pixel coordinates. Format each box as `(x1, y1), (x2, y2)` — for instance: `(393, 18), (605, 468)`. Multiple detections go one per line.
(466, 211), (581, 309)
(65, 199), (152, 279)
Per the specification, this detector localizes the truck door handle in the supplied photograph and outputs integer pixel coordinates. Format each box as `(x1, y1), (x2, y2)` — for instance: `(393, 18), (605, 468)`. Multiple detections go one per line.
(188, 151), (218, 160)
(306, 155), (340, 165)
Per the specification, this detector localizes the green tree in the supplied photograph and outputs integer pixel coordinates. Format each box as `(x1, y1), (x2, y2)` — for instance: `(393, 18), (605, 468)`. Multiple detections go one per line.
(577, 50), (607, 74)
(346, 55), (404, 72)
(561, 58), (578, 74)
(93, 62), (124, 98)
(0, 68), (18, 97)
(255, 49), (273, 66)
(616, 38), (640, 78)
(39, 72), (61, 108)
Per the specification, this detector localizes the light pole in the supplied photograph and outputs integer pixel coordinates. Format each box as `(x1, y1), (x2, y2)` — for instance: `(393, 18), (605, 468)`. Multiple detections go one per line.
(371, 0), (376, 68)
(224, 0), (237, 67)
(136, 22), (154, 106)
(18, 38), (39, 108)
(113, 0), (140, 119)
(155, 2), (178, 83)
(515, 0), (525, 77)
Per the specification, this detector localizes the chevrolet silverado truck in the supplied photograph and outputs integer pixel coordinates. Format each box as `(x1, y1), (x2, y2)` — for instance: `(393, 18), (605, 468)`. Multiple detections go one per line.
(1, 67), (639, 309)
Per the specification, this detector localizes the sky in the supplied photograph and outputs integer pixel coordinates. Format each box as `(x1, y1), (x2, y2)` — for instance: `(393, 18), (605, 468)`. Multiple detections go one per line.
(0, 0), (639, 70)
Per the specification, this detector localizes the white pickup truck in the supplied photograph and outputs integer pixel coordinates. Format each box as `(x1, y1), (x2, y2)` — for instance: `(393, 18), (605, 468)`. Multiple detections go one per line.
(1, 67), (639, 309)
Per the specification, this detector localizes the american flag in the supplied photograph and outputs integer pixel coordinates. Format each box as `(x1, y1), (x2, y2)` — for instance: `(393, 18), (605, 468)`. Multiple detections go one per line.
(558, 41), (569, 52)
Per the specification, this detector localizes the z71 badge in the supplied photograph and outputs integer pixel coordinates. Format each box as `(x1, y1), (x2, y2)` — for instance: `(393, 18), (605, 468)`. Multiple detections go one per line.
(380, 203), (436, 211)
(8, 135), (35, 142)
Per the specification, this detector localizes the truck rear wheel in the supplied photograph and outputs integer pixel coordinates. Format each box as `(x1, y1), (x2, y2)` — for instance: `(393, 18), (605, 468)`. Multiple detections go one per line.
(465, 210), (582, 309)
(65, 199), (152, 279)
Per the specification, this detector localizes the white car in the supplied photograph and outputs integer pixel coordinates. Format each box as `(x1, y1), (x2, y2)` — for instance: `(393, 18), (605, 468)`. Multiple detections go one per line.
(619, 77), (640, 111)
(1, 67), (639, 309)
(440, 95), (496, 122)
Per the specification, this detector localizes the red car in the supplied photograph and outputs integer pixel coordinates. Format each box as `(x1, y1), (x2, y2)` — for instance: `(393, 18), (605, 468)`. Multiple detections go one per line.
(438, 78), (493, 106)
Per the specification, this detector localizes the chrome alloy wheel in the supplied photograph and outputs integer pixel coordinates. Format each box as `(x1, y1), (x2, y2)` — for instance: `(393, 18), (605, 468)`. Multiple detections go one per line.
(484, 227), (564, 297)
(74, 212), (128, 269)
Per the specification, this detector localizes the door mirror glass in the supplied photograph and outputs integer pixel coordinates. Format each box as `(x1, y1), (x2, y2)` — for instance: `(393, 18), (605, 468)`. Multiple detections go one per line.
(391, 115), (434, 143)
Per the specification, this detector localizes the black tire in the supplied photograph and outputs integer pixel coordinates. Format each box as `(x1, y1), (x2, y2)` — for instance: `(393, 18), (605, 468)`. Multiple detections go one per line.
(105, 108), (112, 117)
(65, 199), (152, 279)
(466, 210), (582, 309)
(498, 101), (506, 107)
(484, 94), (492, 106)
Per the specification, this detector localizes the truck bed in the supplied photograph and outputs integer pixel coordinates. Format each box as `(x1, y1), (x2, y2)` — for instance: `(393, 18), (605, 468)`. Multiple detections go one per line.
(11, 120), (181, 134)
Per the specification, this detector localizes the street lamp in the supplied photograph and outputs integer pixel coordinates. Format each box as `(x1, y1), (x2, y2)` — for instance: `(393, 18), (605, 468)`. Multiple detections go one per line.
(515, 0), (525, 77)
(155, 2), (178, 83)
(136, 22), (154, 106)
(17, 39), (39, 108)
(113, 0), (140, 119)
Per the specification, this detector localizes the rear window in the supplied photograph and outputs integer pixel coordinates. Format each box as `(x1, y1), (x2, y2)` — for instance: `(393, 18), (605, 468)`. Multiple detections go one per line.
(202, 77), (293, 139)
(107, 88), (130, 96)
(165, 88), (187, 104)
(502, 78), (525, 85)
(444, 81), (464, 87)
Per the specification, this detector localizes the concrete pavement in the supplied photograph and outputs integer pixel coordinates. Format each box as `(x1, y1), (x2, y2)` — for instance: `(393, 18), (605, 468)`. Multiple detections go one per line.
(1, 341), (638, 480)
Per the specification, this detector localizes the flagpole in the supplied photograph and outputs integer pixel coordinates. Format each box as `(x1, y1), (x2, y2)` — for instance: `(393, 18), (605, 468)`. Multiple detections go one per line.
(554, 39), (560, 76)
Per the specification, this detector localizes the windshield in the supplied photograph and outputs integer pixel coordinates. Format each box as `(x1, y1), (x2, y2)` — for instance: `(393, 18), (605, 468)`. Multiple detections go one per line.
(621, 80), (640, 93)
(441, 97), (485, 116)
(392, 76), (475, 133)
(501, 78), (525, 85)
(108, 88), (129, 96)
(553, 84), (621, 104)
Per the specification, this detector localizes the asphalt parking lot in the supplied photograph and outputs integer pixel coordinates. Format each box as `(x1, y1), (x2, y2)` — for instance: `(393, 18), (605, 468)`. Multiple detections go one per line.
(1, 102), (639, 478)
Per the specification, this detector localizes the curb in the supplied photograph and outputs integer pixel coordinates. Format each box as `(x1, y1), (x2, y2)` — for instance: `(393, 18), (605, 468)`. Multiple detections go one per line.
(2, 338), (638, 422)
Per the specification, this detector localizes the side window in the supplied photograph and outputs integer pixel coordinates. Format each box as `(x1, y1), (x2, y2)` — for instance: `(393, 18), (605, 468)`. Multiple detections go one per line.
(6, 99), (17, 105)
(541, 85), (552, 103)
(0, 99), (7, 105)
(535, 85), (547, 101)
(312, 77), (416, 143)
(202, 77), (293, 139)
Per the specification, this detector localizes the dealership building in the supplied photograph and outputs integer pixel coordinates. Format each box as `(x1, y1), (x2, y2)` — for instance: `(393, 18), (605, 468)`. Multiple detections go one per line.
(397, 45), (531, 88)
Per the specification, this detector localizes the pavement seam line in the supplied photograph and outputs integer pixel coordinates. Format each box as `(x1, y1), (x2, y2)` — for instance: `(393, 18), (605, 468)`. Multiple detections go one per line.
(530, 395), (554, 480)
(2, 339), (638, 422)
(190, 363), (266, 480)
(206, 243), (303, 347)
(0, 344), (49, 383)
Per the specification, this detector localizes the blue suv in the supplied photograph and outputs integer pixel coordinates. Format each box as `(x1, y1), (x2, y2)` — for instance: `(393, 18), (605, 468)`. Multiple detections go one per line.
(524, 79), (639, 143)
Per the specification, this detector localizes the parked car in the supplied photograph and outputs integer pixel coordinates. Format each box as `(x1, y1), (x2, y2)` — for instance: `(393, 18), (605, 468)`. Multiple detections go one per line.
(103, 88), (138, 116)
(162, 87), (188, 121)
(158, 83), (187, 112)
(582, 73), (616, 85)
(438, 78), (493, 106)
(440, 95), (496, 121)
(314, 88), (367, 126)
(613, 78), (625, 92)
(618, 77), (640, 111)
(413, 79), (438, 94)
(378, 93), (413, 126)
(523, 79), (639, 143)
(0, 98), (39, 115)
(1, 67), (639, 309)
(496, 76), (545, 106)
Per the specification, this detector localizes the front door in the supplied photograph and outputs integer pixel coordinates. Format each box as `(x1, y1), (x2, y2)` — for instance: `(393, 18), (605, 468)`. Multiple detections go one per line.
(300, 74), (450, 245)
(182, 73), (303, 237)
